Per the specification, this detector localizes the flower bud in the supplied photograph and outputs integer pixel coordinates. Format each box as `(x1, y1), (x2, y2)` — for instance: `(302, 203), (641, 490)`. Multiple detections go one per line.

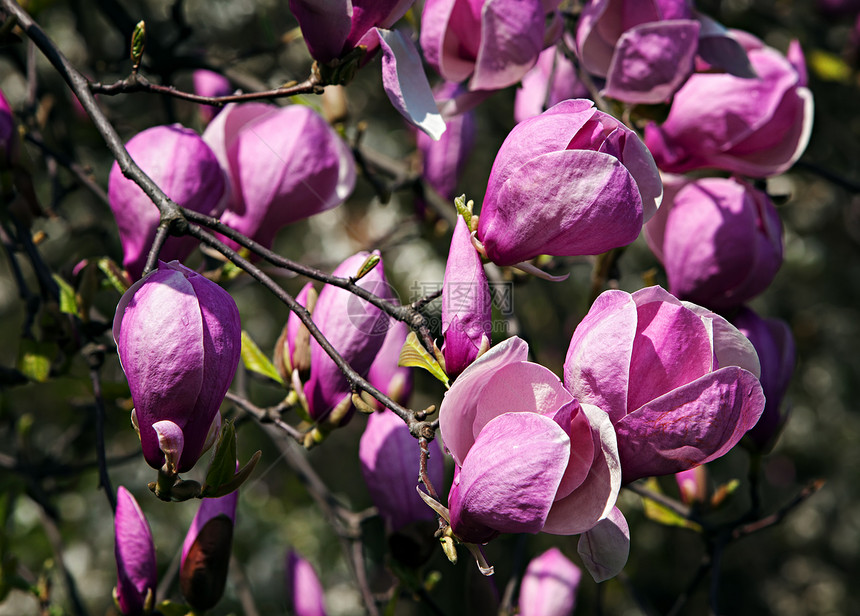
(732, 307), (796, 451)
(114, 487), (157, 616)
(113, 260), (241, 473)
(202, 103), (355, 251)
(0, 88), (19, 170)
(359, 409), (444, 531)
(108, 125), (227, 280)
(180, 490), (238, 612)
(367, 319), (413, 405)
(303, 252), (391, 425)
(675, 465), (708, 505)
(285, 550), (327, 616)
(192, 69), (232, 124)
(274, 282), (317, 382)
(477, 100), (662, 266)
(644, 177), (783, 310)
(518, 548), (581, 616)
(442, 214), (491, 375)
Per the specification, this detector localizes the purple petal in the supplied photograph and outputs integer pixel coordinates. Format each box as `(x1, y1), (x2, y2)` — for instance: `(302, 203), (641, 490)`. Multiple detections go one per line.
(450, 412), (570, 540)
(470, 0), (545, 91)
(514, 47), (588, 123)
(564, 290), (637, 424)
(376, 28), (446, 140)
(114, 487), (157, 616)
(615, 366), (765, 482)
(542, 403), (621, 534)
(367, 319), (414, 405)
(286, 551), (327, 616)
(518, 547), (581, 616)
(577, 507), (629, 582)
(181, 490), (239, 568)
(289, 0), (352, 63)
(481, 149), (643, 265)
(439, 336), (529, 464)
(603, 20), (700, 104)
(359, 409), (445, 530)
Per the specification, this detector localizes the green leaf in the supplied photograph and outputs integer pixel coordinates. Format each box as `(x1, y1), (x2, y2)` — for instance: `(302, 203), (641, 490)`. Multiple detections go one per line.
(204, 450), (261, 498)
(16, 339), (56, 382)
(240, 330), (284, 384)
(52, 274), (78, 316)
(398, 332), (449, 387)
(203, 420), (238, 493)
(640, 478), (701, 532)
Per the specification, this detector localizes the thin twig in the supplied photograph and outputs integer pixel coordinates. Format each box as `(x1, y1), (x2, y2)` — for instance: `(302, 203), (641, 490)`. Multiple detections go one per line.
(86, 344), (116, 512)
(225, 391), (304, 442)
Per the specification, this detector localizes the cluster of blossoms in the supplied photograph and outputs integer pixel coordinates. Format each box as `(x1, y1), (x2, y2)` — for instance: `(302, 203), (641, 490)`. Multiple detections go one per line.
(93, 0), (810, 611)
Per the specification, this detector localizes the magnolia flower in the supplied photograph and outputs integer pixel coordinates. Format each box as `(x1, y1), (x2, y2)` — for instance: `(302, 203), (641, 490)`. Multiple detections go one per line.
(180, 490), (238, 611)
(477, 99), (662, 266)
(514, 46), (588, 123)
(442, 214), (491, 375)
(113, 487), (157, 616)
(575, 0), (753, 104)
(518, 548), (581, 616)
(202, 103), (355, 250)
(108, 125), (227, 280)
(564, 286), (765, 483)
(113, 261), (241, 473)
(289, 0), (446, 139)
(733, 307), (796, 451)
(359, 409), (444, 530)
(438, 337), (621, 543)
(644, 176), (783, 310)
(286, 551), (327, 616)
(644, 35), (813, 177)
(192, 69), (232, 123)
(274, 282), (317, 382)
(303, 252), (390, 425)
(367, 319), (413, 405)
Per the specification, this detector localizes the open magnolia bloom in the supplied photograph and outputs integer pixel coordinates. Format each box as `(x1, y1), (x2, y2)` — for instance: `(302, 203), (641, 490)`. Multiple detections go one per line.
(431, 337), (623, 577)
(564, 286), (765, 483)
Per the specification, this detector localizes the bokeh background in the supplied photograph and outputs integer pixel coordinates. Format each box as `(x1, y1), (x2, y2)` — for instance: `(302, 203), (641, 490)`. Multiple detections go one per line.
(1, 0), (859, 614)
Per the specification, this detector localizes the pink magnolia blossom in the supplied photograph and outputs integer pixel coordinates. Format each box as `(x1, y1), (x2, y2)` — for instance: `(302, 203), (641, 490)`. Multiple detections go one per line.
(732, 307), (796, 451)
(180, 490), (238, 611)
(514, 46), (588, 123)
(576, 0), (753, 104)
(114, 487), (157, 616)
(192, 69), (232, 123)
(286, 551), (327, 616)
(113, 261), (241, 473)
(202, 103), (355, 250)
(644, 35), (813, 177)
(303, 252), (390, 425)
(359, 409), (444, 530)
(564, 286), (765, 483)
(442, 215), (491, 375)
(477, 99), (662, 266)
(644, 176), (783, 310)
(438, 337), (621, 543)
(367, 319), (413, 405)
(108, 125), (227, 280)
(518, 547), (581, 616)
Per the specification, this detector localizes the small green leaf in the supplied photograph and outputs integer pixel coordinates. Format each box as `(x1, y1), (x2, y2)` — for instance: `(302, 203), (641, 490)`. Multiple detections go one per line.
(398, 332), (449, 387)
(205, 450), (261, 498)
(52, 274), (78, 316)
(98, 258), (131, 293)
(454, 194), (472, 228)
(130, 20), (146, 71)
(640, 478), (701, 531)
(203, 420), (238, 493)
(240, 330), (284, 384)
(16, 339), (56, 382)
(354, 254), (380, 280)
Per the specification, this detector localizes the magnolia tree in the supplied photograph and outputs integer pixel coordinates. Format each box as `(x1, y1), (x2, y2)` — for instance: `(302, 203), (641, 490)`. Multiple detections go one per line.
(1, 0), (855, 614)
